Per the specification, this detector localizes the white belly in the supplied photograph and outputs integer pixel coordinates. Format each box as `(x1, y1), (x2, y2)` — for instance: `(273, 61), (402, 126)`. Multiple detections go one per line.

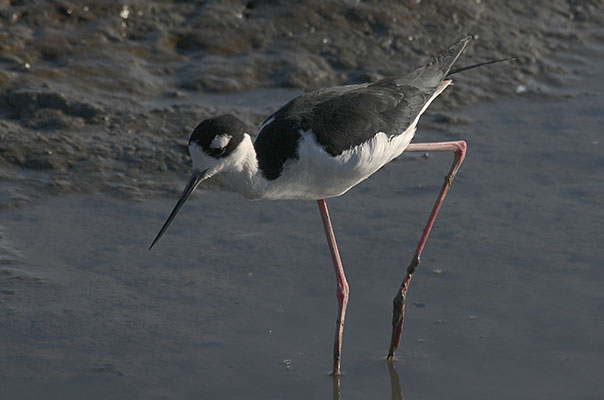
(258, 126), (416, 200)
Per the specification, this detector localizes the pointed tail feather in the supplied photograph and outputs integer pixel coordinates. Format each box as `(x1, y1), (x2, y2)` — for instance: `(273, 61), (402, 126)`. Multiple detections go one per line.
(425, 35), (474, 78)
(376, 35), (474, 89)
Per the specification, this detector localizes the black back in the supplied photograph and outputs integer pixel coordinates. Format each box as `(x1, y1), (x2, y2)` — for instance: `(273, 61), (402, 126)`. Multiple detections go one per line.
(189, 114), (248, 158)
(255, 36), (472, 180)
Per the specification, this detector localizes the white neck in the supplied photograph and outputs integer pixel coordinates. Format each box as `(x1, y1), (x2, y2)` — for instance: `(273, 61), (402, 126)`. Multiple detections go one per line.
(215, 134), (269, 200)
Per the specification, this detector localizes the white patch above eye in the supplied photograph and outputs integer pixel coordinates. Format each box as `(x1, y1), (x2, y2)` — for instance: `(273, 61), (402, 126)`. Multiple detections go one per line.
(210, 134), (232, 149)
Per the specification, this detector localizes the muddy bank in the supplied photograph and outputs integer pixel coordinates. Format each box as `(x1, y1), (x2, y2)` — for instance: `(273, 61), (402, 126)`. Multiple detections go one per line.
(1, 1), (603, 202)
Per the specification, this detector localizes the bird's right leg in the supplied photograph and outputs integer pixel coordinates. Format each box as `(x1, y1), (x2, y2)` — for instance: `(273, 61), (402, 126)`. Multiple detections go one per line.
(387, 140), (467, 359)
(317, 199), (350, 376)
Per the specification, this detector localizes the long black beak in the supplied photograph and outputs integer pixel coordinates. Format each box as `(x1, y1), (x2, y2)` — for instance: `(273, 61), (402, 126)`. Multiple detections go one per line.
(149, 169), (208, 250)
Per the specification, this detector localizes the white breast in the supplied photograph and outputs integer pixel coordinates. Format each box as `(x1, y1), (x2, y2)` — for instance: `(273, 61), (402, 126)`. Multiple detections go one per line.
(258, 125), (416, 200)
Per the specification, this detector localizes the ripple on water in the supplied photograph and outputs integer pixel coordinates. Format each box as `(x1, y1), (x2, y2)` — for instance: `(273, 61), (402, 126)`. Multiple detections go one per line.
(0, 226), (24, 268)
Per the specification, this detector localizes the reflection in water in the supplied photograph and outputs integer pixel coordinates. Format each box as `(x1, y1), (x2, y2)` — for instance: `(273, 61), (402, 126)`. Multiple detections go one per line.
(332, 361), (404, 400)
(387, 361), (404, 400)
(333, 373), (342, 400)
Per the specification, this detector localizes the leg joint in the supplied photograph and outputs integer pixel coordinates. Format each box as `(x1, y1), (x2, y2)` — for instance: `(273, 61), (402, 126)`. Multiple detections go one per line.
(337, 282), (350, 304)
(406, 254), (420, 275)
(393, 290), (406, 310)
(455, 140), (467, 157)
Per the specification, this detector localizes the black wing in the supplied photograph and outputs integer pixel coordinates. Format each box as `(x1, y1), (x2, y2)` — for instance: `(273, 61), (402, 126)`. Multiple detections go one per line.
(255, 36), (472, 180)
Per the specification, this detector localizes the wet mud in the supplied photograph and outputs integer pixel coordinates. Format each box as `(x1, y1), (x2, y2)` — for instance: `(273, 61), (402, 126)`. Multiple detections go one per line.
(1, 1), (603, 200)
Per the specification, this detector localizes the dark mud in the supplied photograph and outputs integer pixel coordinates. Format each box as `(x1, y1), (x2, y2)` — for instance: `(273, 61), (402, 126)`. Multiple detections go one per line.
(1, 1), (603, 200)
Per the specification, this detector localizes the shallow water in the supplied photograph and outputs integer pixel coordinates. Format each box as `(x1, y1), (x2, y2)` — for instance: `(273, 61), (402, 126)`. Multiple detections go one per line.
(2, 1), (604, 399)
(2, 75), (603, 399)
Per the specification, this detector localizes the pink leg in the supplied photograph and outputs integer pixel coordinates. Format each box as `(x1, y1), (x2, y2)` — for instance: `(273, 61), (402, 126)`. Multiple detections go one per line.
(318, 199), (350, 376)
(387, 140), (467, 359)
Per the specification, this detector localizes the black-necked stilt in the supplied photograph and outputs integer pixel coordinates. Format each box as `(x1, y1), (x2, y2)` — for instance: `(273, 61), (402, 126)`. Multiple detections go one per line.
(150, 35), (500, 375)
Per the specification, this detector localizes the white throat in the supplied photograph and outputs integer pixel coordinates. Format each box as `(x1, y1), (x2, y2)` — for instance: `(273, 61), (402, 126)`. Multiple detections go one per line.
(211, 134), (269, 200)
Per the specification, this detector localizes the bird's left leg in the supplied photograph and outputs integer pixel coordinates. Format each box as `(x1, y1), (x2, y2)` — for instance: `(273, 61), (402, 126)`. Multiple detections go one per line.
(387, 140), (467, 359)
(317, 199), (350, 376)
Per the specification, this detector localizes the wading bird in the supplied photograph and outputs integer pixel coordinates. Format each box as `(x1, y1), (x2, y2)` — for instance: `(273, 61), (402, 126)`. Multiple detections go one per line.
(150, 36), (501, 375)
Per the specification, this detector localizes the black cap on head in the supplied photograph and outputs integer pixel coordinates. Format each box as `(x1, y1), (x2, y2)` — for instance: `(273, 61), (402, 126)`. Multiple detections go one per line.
(189, 115), (248, 158)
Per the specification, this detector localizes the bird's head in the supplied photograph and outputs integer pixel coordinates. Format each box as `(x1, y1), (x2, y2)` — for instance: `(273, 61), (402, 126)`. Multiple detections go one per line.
(149, 114), (250, 249)
(188, 114), (249, 177)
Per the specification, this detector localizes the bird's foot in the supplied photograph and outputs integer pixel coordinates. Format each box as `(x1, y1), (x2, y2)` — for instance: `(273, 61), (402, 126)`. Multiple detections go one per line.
(388, 290), (405, 359)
